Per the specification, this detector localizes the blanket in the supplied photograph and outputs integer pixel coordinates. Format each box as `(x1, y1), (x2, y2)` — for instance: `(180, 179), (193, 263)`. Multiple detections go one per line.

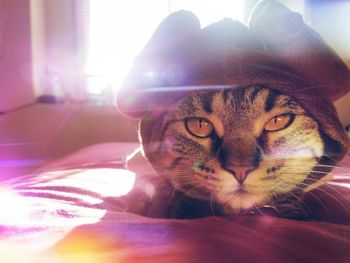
(0, 143), (349, 262)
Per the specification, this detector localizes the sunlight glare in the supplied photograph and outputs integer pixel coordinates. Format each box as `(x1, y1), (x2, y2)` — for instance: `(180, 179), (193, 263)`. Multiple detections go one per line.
(85, 0), (244, 96)
(170, 0), (244, 27)
(85, 0), (168, 95)
(34, 168), (136, 198)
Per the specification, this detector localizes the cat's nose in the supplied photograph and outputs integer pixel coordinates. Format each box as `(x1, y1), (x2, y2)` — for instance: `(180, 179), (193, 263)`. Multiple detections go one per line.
(227, 166), (254, 183)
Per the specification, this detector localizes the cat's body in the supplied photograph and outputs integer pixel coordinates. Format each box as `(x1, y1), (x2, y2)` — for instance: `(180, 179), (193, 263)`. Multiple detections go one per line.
(120, 85), (336, 219)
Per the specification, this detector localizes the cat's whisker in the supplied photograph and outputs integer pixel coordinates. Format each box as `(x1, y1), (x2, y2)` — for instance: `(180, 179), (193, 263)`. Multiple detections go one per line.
(253, 205), (264, 216)
(279, 174), (345, 196)
(161, 187), (177, 205)
(296, 179), (340, 196)
(289, 171), (350, 183)
(280, 172), (329, 179)
(283, 163), (348, 170)
(310, 170), (334, 175)
(310, 182), (344, 196)
(284, 180), (349, 212)
(314, 172), (350, 177)
(222, 202), (233, 215)
(167, 186), (192, 207)
(327, 173), (350, 177)
(209, 194), (218, 216)
(302, 174), (344, 186)
(288, 191), (313, 215)
(177, 180), (209, 197)
(304, 190), (330, 215)
(313, 164), (349, 170)
(322, 153), (339, 163)
(307, 187), (349, 212)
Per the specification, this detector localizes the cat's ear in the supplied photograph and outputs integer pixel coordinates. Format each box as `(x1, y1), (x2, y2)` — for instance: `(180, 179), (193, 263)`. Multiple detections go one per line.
(249, 0), (350, 102)
(117, 11), (201, 118)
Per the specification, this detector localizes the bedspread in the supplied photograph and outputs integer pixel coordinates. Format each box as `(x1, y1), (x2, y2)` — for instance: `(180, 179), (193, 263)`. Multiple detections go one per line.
(0, 143), (349, 263)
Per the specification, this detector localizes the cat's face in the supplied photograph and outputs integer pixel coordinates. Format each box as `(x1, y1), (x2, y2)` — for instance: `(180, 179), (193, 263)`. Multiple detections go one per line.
(140, 85), (325, 213)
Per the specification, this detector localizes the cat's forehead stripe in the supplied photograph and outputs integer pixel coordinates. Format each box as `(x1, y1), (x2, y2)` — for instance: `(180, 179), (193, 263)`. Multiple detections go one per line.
(264, 90), (280, 112)
(200, 92), (213, 114)
(249, 86), (265, 102)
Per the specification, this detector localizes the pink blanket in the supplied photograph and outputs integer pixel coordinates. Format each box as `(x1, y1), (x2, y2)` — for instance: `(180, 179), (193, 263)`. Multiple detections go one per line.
(0, 143), (349, 262)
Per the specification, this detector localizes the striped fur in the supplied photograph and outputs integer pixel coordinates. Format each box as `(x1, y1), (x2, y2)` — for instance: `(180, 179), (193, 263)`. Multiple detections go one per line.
(139, 85), (327, 217)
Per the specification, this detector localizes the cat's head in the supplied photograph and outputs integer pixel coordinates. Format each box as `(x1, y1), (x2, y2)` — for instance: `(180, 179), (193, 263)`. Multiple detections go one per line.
(139, 85), (339, 212)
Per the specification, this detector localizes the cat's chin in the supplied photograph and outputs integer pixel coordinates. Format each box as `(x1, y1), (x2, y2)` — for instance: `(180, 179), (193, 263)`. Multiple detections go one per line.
(221, 191), (270, 213)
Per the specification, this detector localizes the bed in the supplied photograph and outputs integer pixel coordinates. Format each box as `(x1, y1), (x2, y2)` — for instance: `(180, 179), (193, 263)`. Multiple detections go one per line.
(0, 142), (349, 262)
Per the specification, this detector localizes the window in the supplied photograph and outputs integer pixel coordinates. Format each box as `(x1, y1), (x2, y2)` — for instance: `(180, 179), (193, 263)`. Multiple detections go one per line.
(85, 0), (245, 103)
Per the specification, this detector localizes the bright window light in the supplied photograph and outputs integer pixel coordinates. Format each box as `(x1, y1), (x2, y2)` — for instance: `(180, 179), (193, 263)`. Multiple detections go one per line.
(170, 0), (244, 27)
(85, 0), (244, 98)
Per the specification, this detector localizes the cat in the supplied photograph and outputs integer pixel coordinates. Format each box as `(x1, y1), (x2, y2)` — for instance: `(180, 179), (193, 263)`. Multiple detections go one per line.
(121, 84), (338, 219)
(117, 2), (350, 220)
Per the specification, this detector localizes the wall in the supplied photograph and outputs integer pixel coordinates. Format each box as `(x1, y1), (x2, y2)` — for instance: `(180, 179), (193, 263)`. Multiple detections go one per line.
(0, 0), (34, 112)
(0, 104), (138, 180)
(30, 0), (46, 96)
(306, 0), (350, 127)
(31, 0), (88, 100)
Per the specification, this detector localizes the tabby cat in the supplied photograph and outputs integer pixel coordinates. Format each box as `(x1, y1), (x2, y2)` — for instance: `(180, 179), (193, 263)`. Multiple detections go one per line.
(123, 84), (333, 219)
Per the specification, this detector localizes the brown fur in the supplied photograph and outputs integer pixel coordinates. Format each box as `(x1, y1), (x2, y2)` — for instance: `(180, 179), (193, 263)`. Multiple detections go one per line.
(137, 85), (328, 218)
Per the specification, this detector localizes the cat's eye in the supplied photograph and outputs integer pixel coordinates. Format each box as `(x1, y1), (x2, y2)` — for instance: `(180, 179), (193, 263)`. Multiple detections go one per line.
(264, 114), (294, 132)
(185, 118), (214, 138)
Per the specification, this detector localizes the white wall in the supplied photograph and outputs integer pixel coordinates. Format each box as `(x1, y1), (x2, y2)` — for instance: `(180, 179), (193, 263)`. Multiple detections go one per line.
(306, 1), (350, 127)
(0, 0), (35, 112)
(0, 104), (138, 179)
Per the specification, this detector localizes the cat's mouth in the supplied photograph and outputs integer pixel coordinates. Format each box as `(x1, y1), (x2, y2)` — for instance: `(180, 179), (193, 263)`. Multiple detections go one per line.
(233, 185), (249, 195)
(221, 184), (272, 212)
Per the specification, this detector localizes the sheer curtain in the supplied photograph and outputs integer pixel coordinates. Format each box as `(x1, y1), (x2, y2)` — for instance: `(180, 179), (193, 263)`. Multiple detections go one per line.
(34, 0), (90, 103)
